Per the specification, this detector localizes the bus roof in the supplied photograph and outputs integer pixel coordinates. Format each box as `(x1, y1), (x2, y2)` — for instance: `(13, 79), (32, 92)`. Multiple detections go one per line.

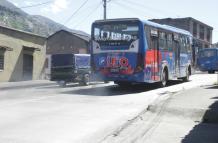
(94, 18), (192, 37)
(199, 48), (218, 51)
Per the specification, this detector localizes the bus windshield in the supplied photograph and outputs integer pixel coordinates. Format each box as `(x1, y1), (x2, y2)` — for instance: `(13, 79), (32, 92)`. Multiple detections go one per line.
(199, 50), (217, 58)
(93, 23), (139, 46)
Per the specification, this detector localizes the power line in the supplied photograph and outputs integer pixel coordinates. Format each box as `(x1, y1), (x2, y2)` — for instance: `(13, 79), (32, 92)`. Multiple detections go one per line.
(123, 0), (172, 17)
(64, 0), (90, 25)
(73, 2), (102, 29)
(111, 1), (140, 17)
(18, 0), (54, 9)
(112, 0), (184, 19)
(112, 0), (156, 18)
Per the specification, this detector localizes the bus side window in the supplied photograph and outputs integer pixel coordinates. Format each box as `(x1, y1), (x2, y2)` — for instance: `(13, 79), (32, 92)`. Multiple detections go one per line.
(180, 36), (187, 53)
(149, 28), (158, 50)
(159, 32), (167, 50)
(186, 37), (191, 53)
(144, 26), (151, 49)
(167, 34), (173, 51)
(150, 36), (158, 50)
(173, 33), (180, 53)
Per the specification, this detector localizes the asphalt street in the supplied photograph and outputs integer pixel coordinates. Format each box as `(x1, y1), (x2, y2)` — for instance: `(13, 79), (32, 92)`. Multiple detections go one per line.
(0, 74), (217, 143)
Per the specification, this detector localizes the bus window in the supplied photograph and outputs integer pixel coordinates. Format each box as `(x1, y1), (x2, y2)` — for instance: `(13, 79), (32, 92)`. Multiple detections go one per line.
(200, 50), (217, 58)
(150, 36), (158, 50)
(159, 32), (167, 50)
(167, 34), (173, 51)
(186, 37), (191, 53)
(145, 27), (158, 49)
(180, 36), (187, 53)
(149, 28), (158, 50)
(144, 26), (150, 49)
(94, 28), (100, 40)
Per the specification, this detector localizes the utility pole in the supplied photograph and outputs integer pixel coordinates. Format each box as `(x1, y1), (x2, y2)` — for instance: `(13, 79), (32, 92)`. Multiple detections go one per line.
(103, 0), (107, 20)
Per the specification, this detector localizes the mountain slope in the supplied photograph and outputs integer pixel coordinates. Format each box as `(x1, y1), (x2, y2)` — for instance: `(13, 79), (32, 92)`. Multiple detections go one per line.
(0, 0), (88, 37)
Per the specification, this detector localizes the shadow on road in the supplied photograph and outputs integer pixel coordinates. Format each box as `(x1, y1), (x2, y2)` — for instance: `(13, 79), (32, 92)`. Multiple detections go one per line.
(182, 85), (218, 143)
(60, 80), (183, 96)
(205, 85), (218, 89)
(37, 82), (105, 89)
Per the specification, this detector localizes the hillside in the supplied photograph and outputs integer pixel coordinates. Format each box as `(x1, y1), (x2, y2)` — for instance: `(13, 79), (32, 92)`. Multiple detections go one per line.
(0, 0), (88, 37)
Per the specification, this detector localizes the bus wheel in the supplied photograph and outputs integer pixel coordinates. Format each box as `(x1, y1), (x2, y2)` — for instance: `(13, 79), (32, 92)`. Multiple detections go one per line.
(182, 68), (190, 82)
(115, 81), (131, 87)
(160, 69), (168, 87)
(208, 71), (215, 74)
(104, 81), (109, 84)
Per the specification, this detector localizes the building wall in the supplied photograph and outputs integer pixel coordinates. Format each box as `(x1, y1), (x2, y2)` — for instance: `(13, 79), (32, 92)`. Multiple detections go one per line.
(45, 30), (90, 78)
(151, 18), (190, 32)
(0, 26), (46, 82)
(150, 18), (213, 48)
(46, 31), (89, 55)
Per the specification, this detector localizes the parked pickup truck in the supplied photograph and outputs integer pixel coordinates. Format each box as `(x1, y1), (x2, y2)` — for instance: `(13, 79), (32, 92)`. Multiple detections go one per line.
(50, 54), (91, 86)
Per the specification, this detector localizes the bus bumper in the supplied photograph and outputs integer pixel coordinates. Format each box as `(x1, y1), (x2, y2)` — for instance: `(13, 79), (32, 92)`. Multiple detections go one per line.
(92, 72), (148, 83)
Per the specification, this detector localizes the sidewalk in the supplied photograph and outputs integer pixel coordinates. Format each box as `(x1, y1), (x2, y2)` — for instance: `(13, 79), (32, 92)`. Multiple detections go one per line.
(143, 85), (218, 143)
(0, 80), (55, 91)
(101, 85), (218, 143)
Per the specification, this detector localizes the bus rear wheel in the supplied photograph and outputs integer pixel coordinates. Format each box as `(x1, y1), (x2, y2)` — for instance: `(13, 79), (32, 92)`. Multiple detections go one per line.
(182, 67), (190, 82)
(160, 69), (168, 87)
(208, 71), (215, 74)
(115, 81), (131, 87)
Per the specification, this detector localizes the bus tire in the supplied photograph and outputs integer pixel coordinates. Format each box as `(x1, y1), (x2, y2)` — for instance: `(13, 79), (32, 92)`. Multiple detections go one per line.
(104, 81), (109, 84)
(208, 71), (215, 74)
(182, 68), (190, 82)
(160, 69), (168, 87)
(115, 81), (131, 87)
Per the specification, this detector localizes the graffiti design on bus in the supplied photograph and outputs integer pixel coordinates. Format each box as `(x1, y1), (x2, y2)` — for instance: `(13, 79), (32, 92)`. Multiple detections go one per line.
(91, 18), (192, 87)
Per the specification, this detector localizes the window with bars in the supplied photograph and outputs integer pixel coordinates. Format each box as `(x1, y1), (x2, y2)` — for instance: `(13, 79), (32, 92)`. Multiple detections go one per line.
(200, 25), (205, 40)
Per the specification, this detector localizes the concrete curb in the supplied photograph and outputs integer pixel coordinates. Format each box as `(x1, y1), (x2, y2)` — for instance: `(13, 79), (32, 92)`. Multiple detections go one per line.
(0, 80), (55, 91)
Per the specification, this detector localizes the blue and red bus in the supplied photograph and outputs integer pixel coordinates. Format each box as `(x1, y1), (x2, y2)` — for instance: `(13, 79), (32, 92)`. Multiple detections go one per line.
(91, 18), (193, 87)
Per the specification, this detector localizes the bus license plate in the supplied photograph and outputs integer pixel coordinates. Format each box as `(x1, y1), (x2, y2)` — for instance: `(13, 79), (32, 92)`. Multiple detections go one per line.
(110, 68), (119, 73)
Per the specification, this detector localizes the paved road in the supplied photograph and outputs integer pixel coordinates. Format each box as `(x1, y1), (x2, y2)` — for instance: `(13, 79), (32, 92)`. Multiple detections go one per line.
(0, 74), (217, 143)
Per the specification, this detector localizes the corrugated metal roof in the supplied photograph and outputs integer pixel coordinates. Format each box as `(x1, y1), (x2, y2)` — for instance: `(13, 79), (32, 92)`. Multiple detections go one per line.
(48, 29), (90, 42)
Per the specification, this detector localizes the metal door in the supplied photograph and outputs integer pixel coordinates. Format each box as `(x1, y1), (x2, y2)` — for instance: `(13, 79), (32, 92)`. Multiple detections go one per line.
(23, 54), (33, 80)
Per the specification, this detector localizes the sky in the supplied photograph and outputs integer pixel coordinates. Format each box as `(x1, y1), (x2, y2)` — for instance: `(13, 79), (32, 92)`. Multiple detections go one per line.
(8, 0), (218, 43)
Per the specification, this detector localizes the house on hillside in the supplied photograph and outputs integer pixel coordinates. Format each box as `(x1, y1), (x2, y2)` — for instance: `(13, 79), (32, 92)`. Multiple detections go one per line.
(45, 30), (90, 78)
(0, 25), (46, 82)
